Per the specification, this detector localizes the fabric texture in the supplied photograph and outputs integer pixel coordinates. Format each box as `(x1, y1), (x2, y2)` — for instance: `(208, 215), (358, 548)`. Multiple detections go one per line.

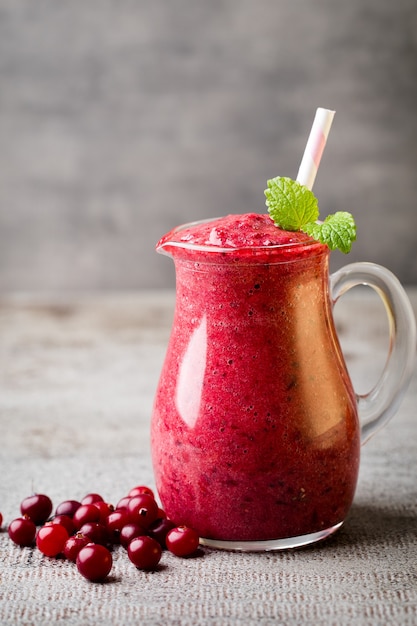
(1, 292), (416, 626)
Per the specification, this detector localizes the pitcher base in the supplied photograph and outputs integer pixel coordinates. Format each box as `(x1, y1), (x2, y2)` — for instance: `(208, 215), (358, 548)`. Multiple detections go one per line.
(199, 521), (344, 552)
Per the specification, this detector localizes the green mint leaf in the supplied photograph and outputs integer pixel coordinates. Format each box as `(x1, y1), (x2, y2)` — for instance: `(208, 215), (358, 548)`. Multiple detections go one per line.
(264, 175), (356, 253)
(264, 176), (319, 231)
(302, 212), (357, 254)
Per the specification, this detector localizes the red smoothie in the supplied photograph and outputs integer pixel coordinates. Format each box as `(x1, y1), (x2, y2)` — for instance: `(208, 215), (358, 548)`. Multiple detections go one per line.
(151, 213), (360, 545)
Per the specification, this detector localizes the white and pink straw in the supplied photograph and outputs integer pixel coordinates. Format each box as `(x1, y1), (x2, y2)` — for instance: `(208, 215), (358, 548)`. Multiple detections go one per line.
(296, 108), (335, 191)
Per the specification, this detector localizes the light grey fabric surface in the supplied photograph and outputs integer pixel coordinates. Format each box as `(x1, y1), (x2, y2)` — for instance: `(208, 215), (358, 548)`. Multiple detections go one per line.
(1, 291), (416, 625)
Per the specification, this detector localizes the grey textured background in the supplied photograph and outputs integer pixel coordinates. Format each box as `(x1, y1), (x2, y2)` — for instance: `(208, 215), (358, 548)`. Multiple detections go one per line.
(1, 0), (417, 291)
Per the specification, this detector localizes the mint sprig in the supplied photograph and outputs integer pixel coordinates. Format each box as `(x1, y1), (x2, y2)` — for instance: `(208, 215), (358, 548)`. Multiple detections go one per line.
(264, 176), (356, 253)
(303, 212), (356, 254)
(264, 177), (319, 231)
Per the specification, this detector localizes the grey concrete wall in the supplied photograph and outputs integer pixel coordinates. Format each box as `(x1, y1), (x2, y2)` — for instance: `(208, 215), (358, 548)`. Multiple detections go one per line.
(1, 0), (416, 291)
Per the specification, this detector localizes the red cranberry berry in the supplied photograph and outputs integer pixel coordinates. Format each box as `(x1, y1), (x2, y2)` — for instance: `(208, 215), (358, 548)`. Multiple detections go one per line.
(166, 526), (200, 557)
(76, 543), (113, 582)
(20, 494), (53, 525)
(115, 496), (131, 510)
(63, 533), (90, 562)
(73, 504), (101, 530)
(156, 507), (167, 519)
(127, 494), (159, 528)
(36, 523), (69, 557)
(81, 493), (104, 506)
(55, 499), (81, 518)
(148, 517), (176, 549)
(8, 516), (37, 547)
(119, 522), (147, 549)
(93, 501), (114, 524)
(0, 512), (3, 528)
(127, 536), (162, 570)
(51, 514), (75, 536)
(128, 485), (155, 499)
(106, 509), (129, 533)
(79, 522), (109, 546)
(105, 509), (130, 543)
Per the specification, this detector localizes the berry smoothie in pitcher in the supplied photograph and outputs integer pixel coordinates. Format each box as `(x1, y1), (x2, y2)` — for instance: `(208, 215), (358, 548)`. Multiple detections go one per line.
(151, 110), (416, 550)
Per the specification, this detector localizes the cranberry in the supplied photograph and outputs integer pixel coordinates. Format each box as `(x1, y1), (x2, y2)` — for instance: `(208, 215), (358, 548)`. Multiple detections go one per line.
(106, 509), (129, 533)
(115, 496), (131, 510)
(128, 536), (162, 570)
(93, 501), (114, 524)
(36, 523), (69, 557)
(166, 526), (199, 557)
(81, 493), (104, 505)
(79, 522), (109, 546)
(119, 523), (147, 549)
(105, 509), (130, 543)
(127, 494), (159, 528)
(51, 515), (75, 536)
(148, 517), (176, 549)
(63, 533), (90, 562)
(76, 543), (113, 582)
(156, 507), (167, 519)
(55, 499), (81, 518)
(8, 516), (37, 547)
(20, 494), (53, 525)
(128, 485), (155, 499)
(73, 504), (101, 530)
(7, 487), (203, 582)
(0, 512), (3, 528)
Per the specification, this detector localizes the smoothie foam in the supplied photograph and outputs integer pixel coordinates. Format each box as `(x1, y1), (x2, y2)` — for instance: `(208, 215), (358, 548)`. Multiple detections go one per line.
(157, 213), (323, 262)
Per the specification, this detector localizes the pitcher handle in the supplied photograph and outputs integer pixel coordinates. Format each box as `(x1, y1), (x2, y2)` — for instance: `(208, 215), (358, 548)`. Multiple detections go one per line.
(330, 262), (416, 445)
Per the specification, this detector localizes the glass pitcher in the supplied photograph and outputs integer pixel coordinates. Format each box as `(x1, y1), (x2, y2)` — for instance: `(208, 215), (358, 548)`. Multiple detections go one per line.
(151, 217), (416, 551)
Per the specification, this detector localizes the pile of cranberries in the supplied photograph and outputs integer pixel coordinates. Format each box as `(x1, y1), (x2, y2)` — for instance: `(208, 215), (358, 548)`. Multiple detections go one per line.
(2, 486), (200, 582)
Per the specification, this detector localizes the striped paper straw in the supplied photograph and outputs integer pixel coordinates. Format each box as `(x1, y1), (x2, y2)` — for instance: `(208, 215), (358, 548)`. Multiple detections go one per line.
(296, 108), (335, 190)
